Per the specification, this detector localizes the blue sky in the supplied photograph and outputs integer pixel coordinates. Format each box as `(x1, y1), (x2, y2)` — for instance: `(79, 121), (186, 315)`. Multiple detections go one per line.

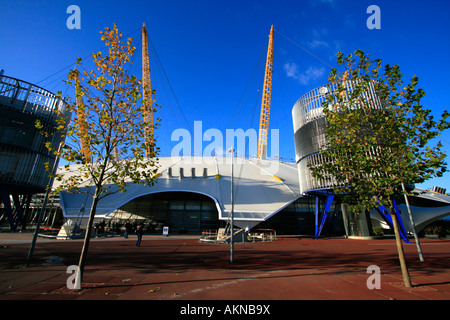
(1, 0), (450, 190)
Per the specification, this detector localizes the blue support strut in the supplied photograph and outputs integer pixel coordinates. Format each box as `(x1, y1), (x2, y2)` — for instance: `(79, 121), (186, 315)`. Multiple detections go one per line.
(375, 201), (411, 244)
(314, 196), (319, 238)
(315, 195), (334, 238)
(1, 190), (18, 231)
(393, 199), (412, 243)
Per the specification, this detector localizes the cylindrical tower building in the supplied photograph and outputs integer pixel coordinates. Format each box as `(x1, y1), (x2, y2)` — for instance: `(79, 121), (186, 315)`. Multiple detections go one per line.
(292, 80), (382, 195)
(292, 80), (382, 237)
(292, 83), (335, 195)
(0, 75), (71, 230)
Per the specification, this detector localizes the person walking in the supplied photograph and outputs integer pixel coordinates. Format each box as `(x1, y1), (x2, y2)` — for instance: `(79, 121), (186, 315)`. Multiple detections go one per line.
(124, 220), (132, 238)
(135, 223), (144, 247)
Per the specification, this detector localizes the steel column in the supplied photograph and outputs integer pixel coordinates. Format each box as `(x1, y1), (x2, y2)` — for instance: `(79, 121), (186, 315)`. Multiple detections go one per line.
(315, 195), (334, 238)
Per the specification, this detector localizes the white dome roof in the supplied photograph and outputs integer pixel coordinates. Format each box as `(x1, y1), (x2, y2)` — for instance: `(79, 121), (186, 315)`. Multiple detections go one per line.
(57, 156), (301, 229)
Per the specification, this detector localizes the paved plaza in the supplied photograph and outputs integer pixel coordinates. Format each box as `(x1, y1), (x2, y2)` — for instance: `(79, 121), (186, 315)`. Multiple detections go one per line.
(0, 232), (449, 308)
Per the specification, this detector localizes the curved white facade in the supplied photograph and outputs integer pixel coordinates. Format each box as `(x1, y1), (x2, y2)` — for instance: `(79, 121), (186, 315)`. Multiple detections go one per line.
(56, 156), (450, 234)
(57, 156), (301, 230)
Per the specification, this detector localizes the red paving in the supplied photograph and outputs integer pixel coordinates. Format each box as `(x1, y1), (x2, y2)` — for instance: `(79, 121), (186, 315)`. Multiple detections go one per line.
(0, 233), (449, 306)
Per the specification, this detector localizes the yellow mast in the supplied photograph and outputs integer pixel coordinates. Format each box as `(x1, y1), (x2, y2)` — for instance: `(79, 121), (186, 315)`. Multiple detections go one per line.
(142, 22), (154, 157)
(257, 25), (274, 160)
(74, 67), (91, 163)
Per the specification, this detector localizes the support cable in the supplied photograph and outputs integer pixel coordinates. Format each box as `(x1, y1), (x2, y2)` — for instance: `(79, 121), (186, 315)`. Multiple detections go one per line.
(276, 30), (333, 69)
(36, 27), (141, 87)
(147, 34), (192, 132)
(229, 39), (268, 130)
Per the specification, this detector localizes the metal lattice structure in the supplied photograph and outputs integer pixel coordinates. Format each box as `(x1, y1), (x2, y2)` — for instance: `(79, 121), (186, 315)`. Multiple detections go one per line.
(74, 68), (91, 162)
(291, 79), (386, 238)
(257, 25), (274, 160)
(292, 80), (382, 194)
(142, 22), (155, 157)
(0, 75), (70, 230)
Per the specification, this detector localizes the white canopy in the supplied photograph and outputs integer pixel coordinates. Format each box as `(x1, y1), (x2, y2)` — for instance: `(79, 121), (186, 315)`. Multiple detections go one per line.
(56, 156), (450, 232)
(57, 156), (302, 230)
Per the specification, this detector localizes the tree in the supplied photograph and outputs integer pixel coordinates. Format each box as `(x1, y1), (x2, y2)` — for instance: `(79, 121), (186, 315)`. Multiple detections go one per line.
(310, 49), (450, 287)
(40, 24), (160, 287)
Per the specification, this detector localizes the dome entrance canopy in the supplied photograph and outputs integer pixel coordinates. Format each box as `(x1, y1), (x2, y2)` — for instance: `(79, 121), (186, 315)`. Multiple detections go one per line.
(57, 157), (302, 230)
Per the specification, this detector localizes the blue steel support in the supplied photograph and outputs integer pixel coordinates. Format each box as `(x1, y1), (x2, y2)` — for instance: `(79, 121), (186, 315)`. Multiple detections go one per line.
(1, 190), (16, 231)
(12, 193), (25, 228)
(315, 195), (334, 238)
(0, 190), (31, 232)
(315, 196), (319, 238)
(375, 201), (411, 244)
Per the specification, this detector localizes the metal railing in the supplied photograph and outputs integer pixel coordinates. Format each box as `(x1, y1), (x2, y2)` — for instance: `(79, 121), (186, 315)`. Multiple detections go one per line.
(293, 79), (382, 132)
(200, 228), (277, 243)
(292, 80), (383, 194)
(0, 75), (69, 118)
(0, 75), (71, 191)
(247, 228), (277, 242)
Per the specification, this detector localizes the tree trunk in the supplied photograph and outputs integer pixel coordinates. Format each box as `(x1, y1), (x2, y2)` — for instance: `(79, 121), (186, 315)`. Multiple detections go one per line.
(74, 187), (100, 288)
(391, 211), (412, 288)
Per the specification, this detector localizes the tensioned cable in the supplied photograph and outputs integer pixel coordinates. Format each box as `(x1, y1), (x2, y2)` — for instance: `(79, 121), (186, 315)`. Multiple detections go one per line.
(36, 63), (79, 86)
(275, 30), (333, 69)
(230, 29), (334, 134)
(147, 34), (192, 132)
(229, 38), (268, 130)
(273, 43), (295, 105)
(36, 27), (142, 86)
(143, 37), (184, 156)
